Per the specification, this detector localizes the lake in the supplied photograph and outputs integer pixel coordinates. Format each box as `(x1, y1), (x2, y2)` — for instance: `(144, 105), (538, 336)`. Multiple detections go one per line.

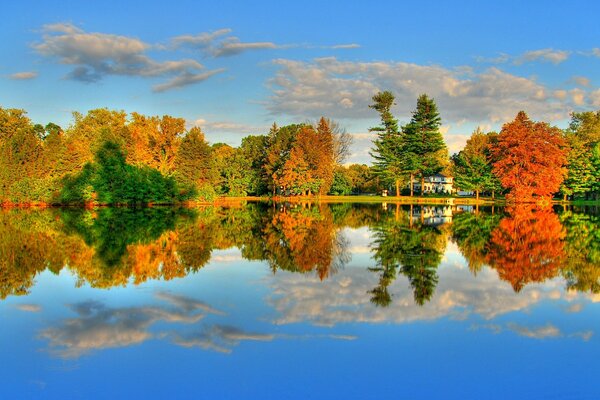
(1, 202), (599, 399)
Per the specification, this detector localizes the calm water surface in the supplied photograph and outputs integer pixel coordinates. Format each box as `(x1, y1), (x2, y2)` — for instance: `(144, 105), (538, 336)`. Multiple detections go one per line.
(1, 202), (599, 399)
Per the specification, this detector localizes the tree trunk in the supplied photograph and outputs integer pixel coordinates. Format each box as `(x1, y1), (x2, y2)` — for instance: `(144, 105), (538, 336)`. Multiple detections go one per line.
(563, 193), (567, 202)
(395, 179), (400, 197)
(492, 190), (495, 200)
(476, 190), (479, 201)
(421, 176), (425, 197)
(410, 174), (414, 197)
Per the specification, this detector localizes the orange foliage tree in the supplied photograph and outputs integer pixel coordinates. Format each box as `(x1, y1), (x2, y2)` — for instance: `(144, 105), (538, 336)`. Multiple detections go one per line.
(277, 119), (335, 195)
(491, 111), (568, 202)
(486, 204), (566, 291)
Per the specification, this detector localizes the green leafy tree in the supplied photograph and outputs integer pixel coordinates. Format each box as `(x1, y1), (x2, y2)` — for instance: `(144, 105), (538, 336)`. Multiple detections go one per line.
(452, 128), (500, 199)
(329, 168), (353, 195)
(239, 135), (269, 195)
(174, 126), (215, 200)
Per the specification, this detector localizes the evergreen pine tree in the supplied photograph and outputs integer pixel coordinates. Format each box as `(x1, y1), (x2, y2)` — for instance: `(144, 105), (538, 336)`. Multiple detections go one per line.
(368, 91), (404, 196)
(401, 94), (447, 196)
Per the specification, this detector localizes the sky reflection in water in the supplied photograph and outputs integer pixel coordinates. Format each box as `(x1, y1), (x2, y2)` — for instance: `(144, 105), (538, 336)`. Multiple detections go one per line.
(1, 202), (600, 399)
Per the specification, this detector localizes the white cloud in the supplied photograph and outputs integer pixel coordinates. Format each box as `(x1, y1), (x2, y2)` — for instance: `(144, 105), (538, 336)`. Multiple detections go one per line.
(172, 29), (278, 57)
(40, 293), (223, 358)
(212, 38), (277, 57)
(267, 57), (570, 125)
(9, 71), (38, 80)
(515, 48), (570, 65)
(33, 23), (222, 91)
(570, 88), (586, 106)
(507, 323), (561, 339)
(15, 304), (41, 312)
(192, 118), (267, 134)
(330, 44), (361, 49)
(171, 29), (232, 50)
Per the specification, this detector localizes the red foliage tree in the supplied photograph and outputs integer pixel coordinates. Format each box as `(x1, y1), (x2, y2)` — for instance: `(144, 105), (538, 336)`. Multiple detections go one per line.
(491, 111), (568, 202)
(486, 205), (566, 291)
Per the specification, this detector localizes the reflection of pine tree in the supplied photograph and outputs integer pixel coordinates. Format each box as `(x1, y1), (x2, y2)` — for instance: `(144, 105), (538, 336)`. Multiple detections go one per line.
(371, 207), (446, 306)
(400, 258), (439, 306)
(368, 265), (397, 307)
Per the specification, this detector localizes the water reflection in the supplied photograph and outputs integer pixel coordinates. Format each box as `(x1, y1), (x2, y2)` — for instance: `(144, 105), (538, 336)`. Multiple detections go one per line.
(4, 202), (600, 399)
(1, 202), (599, 303)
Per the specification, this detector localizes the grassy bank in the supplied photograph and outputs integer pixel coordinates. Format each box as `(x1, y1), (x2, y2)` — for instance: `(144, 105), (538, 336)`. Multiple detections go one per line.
(4, 195), (600, 208)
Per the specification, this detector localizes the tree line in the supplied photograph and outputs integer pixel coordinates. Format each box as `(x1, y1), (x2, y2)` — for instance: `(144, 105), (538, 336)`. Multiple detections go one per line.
(369, 90), (600, 202)
(0, 107), (376, 205)
(3, 94), (600, 204)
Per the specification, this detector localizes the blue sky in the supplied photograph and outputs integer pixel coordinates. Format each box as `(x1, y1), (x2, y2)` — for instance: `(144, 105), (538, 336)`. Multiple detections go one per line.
(2, 0), (600, 163)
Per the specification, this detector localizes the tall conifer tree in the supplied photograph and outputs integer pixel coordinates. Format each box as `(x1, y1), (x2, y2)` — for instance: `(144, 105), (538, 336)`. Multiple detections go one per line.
(369, 91), (403, 196)
(401, 94), (447, 196)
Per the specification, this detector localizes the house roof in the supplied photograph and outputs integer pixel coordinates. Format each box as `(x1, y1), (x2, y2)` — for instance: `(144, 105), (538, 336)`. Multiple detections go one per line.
(433, 173), (452, 178)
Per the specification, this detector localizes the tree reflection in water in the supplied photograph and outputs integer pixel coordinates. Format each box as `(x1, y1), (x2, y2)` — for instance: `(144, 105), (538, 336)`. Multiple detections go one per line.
(0, 202), (599, 306)
(370, 204), (447, 307)
(486, 205), (566, 292)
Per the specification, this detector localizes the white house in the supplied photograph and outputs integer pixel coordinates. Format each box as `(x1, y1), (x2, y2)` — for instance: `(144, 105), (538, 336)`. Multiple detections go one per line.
(413, 173), (454, 194)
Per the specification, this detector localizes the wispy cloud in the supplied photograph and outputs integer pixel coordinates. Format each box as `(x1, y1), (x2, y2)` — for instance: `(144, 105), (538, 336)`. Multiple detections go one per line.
(571, 76), (590, 87)
(172, 29), (360, 58)
(16, 304), (42, 312)
(193, 118), (267, 134)
(9, 71), (38, 80)
(172, 29), (279, 57)
(39, 293), (223, 358)
(152, 69), (225, 92)
(478, 48), (570, 65)
(507, 323), (562, 339)
(33, 23), (222, 91)
(212, 38), (277, 57)
(515, 48), (570, 65)
(171, 325), (274, 354)
(330, 44), (361, 49)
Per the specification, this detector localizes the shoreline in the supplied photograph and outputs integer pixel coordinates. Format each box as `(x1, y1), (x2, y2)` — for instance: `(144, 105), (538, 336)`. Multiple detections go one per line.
(1, 195), (598, 208)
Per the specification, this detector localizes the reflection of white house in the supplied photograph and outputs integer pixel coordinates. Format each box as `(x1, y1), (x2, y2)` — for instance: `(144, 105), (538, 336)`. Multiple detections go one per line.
(412, 205), (454, 225)
(413, 173), (454, 194)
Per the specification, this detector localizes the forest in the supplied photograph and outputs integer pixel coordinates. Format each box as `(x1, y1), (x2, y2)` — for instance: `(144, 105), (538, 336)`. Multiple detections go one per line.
(1, 91), (600, 205)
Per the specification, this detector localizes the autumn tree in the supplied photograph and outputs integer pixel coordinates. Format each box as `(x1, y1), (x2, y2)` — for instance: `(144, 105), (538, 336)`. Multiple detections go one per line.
(264, 123), (300, 195)
(270, 121), (335, 196)
(491, 111), (568, 202)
